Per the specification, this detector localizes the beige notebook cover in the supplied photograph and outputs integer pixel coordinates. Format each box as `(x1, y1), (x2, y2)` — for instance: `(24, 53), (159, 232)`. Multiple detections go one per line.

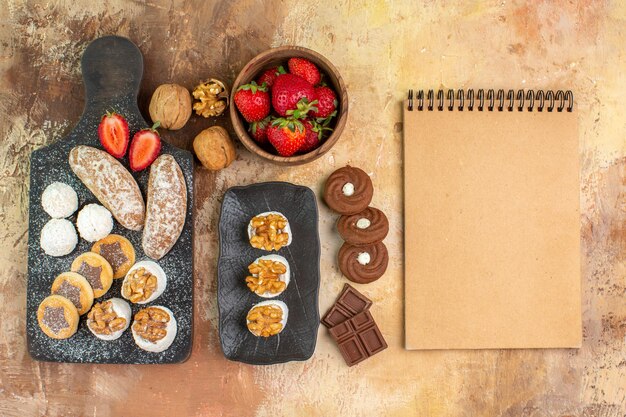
(403, 90), (581, 350)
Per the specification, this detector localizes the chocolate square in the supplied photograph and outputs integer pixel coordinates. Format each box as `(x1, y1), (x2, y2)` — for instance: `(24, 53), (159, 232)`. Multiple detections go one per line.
(338, 284), (372, 315)
(350, 310), (374, 330)
(328, 309), (387, 366)
(321, 284), (372, 328)
(329, 320), (354, 340)
(337, 335), (368, 367)
(358, 326), (387, 355)
(321, 304), (352, 328)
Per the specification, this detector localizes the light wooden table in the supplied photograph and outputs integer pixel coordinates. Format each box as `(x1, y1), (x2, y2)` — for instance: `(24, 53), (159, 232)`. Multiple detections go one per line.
(1, 1), (625, 416)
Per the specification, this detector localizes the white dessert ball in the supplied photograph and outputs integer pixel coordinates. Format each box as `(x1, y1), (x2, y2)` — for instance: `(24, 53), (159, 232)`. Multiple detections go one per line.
(41, 182), (78, 218)
(76, 204), (113, 242)
(40, 218), (78, 257)
(132, 306), (177, 352)
(246, 300), (289, 337)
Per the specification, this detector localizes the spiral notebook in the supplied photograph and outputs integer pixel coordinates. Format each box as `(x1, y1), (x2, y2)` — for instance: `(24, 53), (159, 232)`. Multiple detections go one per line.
(403, 89), (581, 350)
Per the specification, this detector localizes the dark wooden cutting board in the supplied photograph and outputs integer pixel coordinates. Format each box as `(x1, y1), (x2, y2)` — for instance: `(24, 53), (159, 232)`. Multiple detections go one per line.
(26, 36), (194, 364)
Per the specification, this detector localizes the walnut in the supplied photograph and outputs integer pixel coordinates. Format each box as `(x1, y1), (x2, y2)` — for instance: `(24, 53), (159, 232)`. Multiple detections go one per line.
(87, 301), (127, 335)
(192, 126), (236, 170)
(192, 78), (229, 117)
(122, 267), (157, 303)
(148, 84), (192, 130)
(133, 307), (170, 342)
(247, 305), (284, 337)
(249, 214), (290, 251)
(246, 259), (287, 296)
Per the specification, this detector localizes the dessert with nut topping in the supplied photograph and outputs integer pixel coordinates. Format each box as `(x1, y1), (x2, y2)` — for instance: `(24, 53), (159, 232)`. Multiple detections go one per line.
(245, 254), (290, 298)
(247, 211), (292, 251)
(121, 260), (166, 304)
(132, 306), (177, 352)
(87, 298), (131, 341)
(246, 300), (289, 337)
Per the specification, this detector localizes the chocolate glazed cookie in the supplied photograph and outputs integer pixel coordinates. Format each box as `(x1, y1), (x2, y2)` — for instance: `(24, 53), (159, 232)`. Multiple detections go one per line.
(338, 241), (388, 284)
(323, 166), (374, 215)
(337, 207), (389, 246)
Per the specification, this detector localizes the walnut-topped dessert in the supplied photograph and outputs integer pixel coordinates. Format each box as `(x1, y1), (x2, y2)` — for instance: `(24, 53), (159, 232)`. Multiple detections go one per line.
(122, 261), (167, 304)
(132, 306), (178, 352)
(246, 300), (289, 337)
(247, 211), (292, 251)
(245, 254), (290, 297)
(87, 298), (131, 341)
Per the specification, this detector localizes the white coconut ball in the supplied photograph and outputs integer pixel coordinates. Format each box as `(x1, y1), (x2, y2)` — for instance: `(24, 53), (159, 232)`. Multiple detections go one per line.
(87, 298), (131, 341)
(40, 218), (78, 257)
(247, 211), (293, 247)
(76, 203), (114, 242)
(41, 182), (78, 218)
(122, 260), (167, 304)
(132, 306), (177, 352)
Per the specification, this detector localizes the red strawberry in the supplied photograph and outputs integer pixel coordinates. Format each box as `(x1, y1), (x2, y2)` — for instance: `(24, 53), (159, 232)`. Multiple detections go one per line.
(272, 74), (316, 116)
(249, 117), (272, 144)
(267, 118), (305, 157)
(128, 122), (162, 172)
(288, 58), (321, 86)
(311, 86), (337, 118)
(234, 81), (270, 122)
(300, 118), (333, 153)
(256, 66), (285, 89)
(98, 111), (129, 158)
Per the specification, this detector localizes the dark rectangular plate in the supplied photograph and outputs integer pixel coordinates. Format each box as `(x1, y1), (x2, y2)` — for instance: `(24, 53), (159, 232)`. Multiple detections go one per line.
(217, 182), (320, 364)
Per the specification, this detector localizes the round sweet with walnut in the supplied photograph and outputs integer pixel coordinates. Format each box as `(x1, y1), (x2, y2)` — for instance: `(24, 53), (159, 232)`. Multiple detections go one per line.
(245, 254), (290, 298)
(247, 211), (292, 251)
(86, 298), (131, 341)
(246, 300), (289, 337)
(132, 305), (177, 352)
(121, 260), (167, 304)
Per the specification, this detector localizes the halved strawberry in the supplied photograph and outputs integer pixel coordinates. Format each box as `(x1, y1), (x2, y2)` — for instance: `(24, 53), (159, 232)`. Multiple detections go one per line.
(288, 58), (321, 86)
(128, 122), (162, 172)
(98, 111), (129, 158)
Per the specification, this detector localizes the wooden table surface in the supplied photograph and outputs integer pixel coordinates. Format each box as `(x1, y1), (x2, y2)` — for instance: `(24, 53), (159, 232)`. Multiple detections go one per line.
(1, 1), (625, 416)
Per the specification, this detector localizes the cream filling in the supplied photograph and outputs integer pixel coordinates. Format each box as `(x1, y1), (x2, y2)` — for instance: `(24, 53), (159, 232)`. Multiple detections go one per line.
(342, 182), (355, 196)
(357, 252), (371, 265)
(356, 218), (371, 229)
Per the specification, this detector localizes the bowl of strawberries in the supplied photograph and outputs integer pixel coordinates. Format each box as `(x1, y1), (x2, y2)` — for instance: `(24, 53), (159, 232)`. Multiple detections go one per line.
(230, 46), (348, 165)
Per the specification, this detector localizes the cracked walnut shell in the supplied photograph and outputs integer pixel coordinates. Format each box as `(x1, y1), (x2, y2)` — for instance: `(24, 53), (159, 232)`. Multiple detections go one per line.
(192, 78), (229, 117)
(149, 84), (192, 130)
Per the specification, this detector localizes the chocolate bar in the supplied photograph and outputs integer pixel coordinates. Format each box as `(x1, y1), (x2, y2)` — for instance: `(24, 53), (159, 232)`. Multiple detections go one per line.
(321, 284), (372, 327)
(329, 310), (387, 366)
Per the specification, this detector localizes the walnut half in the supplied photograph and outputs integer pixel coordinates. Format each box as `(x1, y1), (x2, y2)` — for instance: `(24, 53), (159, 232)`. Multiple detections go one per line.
(133, 307), (170, 342)
(192, 78), (229, 117)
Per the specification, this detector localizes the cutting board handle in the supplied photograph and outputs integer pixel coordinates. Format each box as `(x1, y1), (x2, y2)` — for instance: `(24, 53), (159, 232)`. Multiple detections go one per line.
(80, 35), (143, 112)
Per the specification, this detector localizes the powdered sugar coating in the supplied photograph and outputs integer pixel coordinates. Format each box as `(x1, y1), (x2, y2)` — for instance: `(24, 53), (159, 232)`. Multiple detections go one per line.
(40, 219), (78, 257)
(142, 154), (187, 260)
(41, 182), (78, 218)
(69, 146), (145, 231)
(76, 203), (113, 242)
